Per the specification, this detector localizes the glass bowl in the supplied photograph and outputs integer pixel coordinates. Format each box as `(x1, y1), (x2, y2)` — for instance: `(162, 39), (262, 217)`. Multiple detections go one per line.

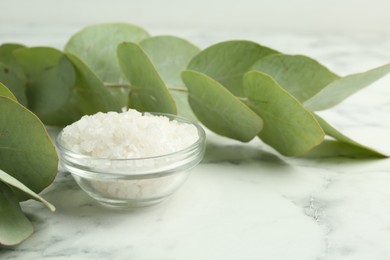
(56, 113), (206, 209)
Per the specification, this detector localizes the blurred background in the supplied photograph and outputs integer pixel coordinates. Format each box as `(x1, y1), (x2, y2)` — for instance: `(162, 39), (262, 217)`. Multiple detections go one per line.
(1, 0), (389, 34)
(0, 0), (389, 74)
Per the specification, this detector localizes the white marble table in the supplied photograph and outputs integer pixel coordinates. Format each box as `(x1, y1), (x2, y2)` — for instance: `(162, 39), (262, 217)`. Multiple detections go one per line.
(1, 25), (390, 260)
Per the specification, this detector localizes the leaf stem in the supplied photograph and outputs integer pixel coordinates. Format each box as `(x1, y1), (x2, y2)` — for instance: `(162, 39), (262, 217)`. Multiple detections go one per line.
(237, 96), (249, 103)
(104, 82), (249, 103)
(168, 87), (189, 93)
(104, 82), (192, 94)
(104, 83), (132, 89)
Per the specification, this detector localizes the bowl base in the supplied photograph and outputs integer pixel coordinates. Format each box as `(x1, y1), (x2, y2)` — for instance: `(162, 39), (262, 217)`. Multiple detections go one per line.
(94, 197), (167, 209)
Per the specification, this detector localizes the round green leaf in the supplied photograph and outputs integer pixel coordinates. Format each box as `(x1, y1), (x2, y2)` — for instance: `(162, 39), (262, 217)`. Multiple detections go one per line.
(0, 96), (58, 200)
(13, 47), (76, 124)
(182, 70), (263, 142)
(0, 44), (26, 63)
(187, 40), (278, 96)
(140, 35), (200, 120)
(140, 36), (200, 86)
(0, 44), (27, 105)
(65, 53), (123, 115)
(0, 63), (27, 105)
(65, 23), (150, 83)
(251, 54), (340, 102)
(11, 48), (121, 126)
(305, 63), (390, 111)
(0, 182), (33, 246)
(244, 71), (324, 156)
(117, 42), (177, 114)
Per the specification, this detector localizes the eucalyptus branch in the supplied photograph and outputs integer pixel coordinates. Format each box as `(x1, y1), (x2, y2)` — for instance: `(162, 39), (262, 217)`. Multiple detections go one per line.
(104, 84), (191, 94)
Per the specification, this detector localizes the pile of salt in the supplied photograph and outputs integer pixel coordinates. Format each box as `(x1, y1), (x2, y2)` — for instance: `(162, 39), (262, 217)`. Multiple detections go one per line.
(61, 109), (199, 158)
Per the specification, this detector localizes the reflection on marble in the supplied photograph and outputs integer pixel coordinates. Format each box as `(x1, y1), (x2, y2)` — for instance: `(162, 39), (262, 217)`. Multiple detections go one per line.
(1, 25), (390, 260)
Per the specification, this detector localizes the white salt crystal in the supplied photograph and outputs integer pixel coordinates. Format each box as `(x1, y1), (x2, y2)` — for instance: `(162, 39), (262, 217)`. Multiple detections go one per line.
(61, 109), (199, 159)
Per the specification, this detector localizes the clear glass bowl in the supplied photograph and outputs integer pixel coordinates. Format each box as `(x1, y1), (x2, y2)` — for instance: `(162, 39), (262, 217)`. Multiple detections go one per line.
(56, 113), (206, 209)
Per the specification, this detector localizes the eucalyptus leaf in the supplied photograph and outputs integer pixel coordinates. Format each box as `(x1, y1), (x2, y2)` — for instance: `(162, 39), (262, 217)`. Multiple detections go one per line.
(117, 42), (177, 114)
(0, 82), (17, 100)
(0, 63), (27, 105)
(187, 40), (278, 96)
(182, 70), (263, 142)
(305, 63), (390, 111)
(13, 47), (76, 125)
(0, 44), (25, 64)
(311, 113), (385, 157)
(0, 96), (58, 200)
(0, 169), (55, 211)
(244, 71), (324, 156)
(170, 90), (197, 121)
(65, 23), (150, 84)
(139, 35), (200, 120)
(251, 54), (340, 102)
(140, 36), (200, 86)
(65, 53), (123, 115)
(304, 140), (386, 158)
(0, 182), (33, 246)
(0, 44), (27, 105)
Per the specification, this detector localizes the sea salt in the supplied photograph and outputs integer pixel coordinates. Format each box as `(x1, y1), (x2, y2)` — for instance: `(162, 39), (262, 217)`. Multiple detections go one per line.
(61, 109), (199, 158)
(59, 109), (201, 206)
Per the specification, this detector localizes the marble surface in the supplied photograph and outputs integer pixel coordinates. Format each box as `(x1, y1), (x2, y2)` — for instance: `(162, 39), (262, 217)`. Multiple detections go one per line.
(1, 25), (390, 260)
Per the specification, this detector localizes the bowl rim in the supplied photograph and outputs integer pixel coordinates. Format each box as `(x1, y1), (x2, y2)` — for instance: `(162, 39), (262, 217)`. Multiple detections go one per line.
(56, 112), (206, 162)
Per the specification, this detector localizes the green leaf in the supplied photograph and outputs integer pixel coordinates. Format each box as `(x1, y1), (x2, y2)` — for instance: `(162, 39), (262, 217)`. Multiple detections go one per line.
(140, 36), (200, 86)
(0, 82), (17, 100)
(65, 53), (123, 115)
(0, 44), (25, 64)
(12, 48), (121, 126)
(0, 96), (58, 200)
(251, 54), (340, 102)
(187, 40), (278, 96)
(0, 169), (55, 211)
(13, 47), (76, 124)
(304, 140), (386, 158)
(170, 90), (197, 121)
(305, 63), (390, 111)
(0, 63), (26, 105)
(0, 44), (27, 105)
(65, 23), (150, 83)
(0, 182), (33, 246)
(139, 35), (200, 120)
(117, 42), (177, 114)
(310, 113), (386, 157)
(182, 70), (263, 142)
(244, 71), (324, 156)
